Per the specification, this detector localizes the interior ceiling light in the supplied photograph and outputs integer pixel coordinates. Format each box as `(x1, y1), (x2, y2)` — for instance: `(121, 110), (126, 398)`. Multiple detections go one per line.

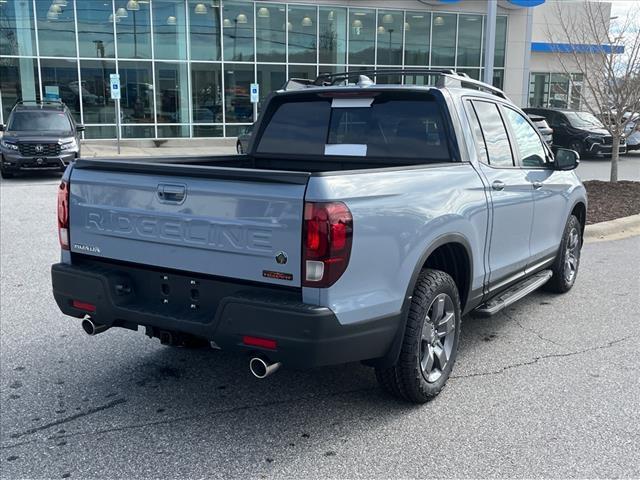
(223, 17), (232, 27)
(434, 16), (444, 26)
(257, 7), (270, 18)
(382, 14), (394, 24)
(115, 7), (128, 18)
(236, 13), (248, 24)
(166, 15), (177, 25)
(301, 16), (313, 27)
(126, 0), (139, 11)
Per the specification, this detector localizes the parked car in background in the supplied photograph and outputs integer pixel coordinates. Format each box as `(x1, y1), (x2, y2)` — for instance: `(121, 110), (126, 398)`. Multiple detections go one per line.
(527, 114), (553, 145)
(623, 114), (640, 151)
(236, 124), (254, 154)
(524, 107), (626, 157)
(0, 101), (83, 179)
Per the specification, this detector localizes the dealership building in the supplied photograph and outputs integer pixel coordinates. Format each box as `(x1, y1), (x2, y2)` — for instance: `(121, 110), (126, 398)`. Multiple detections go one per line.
(0, 0), (614, 139)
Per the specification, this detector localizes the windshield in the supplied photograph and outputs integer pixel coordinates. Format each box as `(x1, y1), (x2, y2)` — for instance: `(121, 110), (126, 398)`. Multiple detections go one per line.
(8, 111), (72, 132)
(564, 111), (605, 129)
(257, 93), (450, 161)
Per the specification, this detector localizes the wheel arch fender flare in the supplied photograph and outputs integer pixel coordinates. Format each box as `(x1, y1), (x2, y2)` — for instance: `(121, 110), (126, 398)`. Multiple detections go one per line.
(365, 233), (474, 369)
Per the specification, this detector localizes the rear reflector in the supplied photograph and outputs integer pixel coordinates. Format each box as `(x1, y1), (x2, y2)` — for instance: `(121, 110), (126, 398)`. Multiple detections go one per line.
(72, 300), (96, 312)
(242, 335), (277, 350)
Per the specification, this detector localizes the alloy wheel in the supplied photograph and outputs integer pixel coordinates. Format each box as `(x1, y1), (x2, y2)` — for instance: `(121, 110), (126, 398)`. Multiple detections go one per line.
(564, 227), (580, 283)
(420, 293), (456, 383)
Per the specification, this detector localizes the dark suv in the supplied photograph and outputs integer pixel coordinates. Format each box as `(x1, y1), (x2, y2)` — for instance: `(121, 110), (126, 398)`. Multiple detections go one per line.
(0, 101), (83, 178)
(523, 107), (626, 158)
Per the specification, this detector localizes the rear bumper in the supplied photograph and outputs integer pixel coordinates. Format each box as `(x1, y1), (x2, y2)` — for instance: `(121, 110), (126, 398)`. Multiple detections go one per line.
(51, 260), (400, 368)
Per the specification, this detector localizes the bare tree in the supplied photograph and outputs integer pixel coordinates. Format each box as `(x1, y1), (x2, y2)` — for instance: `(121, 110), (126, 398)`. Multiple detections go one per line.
(546, 1), (640, 182)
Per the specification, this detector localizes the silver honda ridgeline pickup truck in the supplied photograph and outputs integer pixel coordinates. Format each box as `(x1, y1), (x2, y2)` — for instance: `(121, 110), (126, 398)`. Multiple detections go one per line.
(52, 70), (586, 403)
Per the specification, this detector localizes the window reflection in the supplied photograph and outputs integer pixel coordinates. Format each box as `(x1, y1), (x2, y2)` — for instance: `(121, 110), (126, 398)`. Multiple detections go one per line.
(40, 59), (80, 120)
(0, 57), (39, 119)
(457, 15), (482, 67)
(319, 7), (346, 64)
(431, 13), (456, 66)
(376, 10), (402, 65)
(0, 0), (37, 56)
(223, 1), (254, 61)
(191, 63), (223, 123)
(225, 64), (254, 123)
(404, 12), (430, 66)
(348, 9), (375, 65)
(36, 0), (76, 57)
(115, 1), (152, 59)
(154, 0), (187, 60)
(256, 3), (285, 62)
(80, 60), (116, 123)
(189, 0), (221, 61)
(257, 63), (286, 111)
(118, 61), (154, 123)
(288, 5), (317, 63)
(155, 62), (189, 123)
(77, 1), (115, 58)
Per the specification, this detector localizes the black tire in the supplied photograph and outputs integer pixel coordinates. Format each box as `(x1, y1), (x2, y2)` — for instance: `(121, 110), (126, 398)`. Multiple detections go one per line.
(545, 214), (582, 293)
(0, 169), (15, 179)
(375, 269), (462, 403)
(569, 140), (583, 157)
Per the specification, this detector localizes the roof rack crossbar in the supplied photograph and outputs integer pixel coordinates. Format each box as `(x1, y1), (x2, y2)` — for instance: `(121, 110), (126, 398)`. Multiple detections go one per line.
(281, 68), (507, 100)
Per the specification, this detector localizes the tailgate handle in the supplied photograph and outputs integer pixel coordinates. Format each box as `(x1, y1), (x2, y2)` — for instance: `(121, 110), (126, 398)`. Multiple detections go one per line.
(157, 184), (186, 203)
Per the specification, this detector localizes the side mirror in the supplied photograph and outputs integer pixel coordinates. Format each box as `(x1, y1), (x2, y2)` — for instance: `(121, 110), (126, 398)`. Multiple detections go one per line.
(76, 124), (85, 132)
(554, 148), (580, 170)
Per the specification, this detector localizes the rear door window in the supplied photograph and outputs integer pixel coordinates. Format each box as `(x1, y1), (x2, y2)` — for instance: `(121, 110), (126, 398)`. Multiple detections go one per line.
(470, 100), (514, 167)
(256, 93), (451, 162)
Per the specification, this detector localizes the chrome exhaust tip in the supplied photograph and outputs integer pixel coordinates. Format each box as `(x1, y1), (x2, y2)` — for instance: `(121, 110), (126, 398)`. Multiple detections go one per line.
(81, 317), (110, 336)
(249, 356), (281, 379)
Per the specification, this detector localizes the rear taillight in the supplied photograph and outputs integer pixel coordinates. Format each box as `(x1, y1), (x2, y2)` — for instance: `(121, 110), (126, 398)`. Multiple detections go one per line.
(57, 180), (69, 250)
(302, 201), (353, 287)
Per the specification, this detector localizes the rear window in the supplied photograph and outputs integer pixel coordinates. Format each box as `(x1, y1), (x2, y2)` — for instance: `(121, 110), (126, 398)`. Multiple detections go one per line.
(8, 111), (72, 132)
(256, 93), (451, 161)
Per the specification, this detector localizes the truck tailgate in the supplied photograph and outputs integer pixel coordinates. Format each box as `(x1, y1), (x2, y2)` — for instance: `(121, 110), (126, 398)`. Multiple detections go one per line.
(68, 162), (309, 287)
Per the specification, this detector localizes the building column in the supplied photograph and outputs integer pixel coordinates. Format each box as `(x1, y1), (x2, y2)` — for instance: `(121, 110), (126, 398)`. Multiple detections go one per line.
(521, 7), (534, 105)
(483, 0), (497, 85)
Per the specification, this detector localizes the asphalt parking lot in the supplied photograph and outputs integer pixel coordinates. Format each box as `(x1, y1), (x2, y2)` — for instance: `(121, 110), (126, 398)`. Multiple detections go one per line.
(1, 175), (639, 479)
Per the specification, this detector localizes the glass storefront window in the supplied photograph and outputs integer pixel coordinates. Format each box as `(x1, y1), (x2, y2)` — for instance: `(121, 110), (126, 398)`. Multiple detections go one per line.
(570, 73), (583, 110)
(115, 0), (152, 59)
(492, 69), (504, 90)
(457, 15), (482, 67)
(0, 57), (39, 120)
(40, 58), (80, 120)
(257, 63), (286, 111)
(84, 125), (118, 139)
(431, 13), (455, 66)
(256, 3), (285, 62)
(404, 12), (430, 66)
(153, 0), (187, 60)
(224, 63), (254, 123)
(223, 1), (254, 61)
(118, 60), (154, 123)
(122, 124), (155, 138)
(376, 10), (402, 66)
(457, 68), (480, 80)
(288, 5), (317, 64)
(80, 60), (116, 123)
(158, 124), (190, 137)
(319, 7), (346, 65)
(189, 0), (221, 61)
(495, 16), (507, 68)
(194, 125), (223, 137)
(77, 1), (115, 58)
(348, 9), (375, 65)
(550, 73), (569, 108)
(529, 72), (549, 108)
(155, 62), (189, 123)
(289, 64), (316, 80)
(0, 0), (36, 56)
(191, 63), (223, 123)
(35, 0), (76, 57)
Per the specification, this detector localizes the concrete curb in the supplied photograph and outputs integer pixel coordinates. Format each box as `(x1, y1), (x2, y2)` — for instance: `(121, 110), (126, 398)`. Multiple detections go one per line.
(584, 214), (640, 243)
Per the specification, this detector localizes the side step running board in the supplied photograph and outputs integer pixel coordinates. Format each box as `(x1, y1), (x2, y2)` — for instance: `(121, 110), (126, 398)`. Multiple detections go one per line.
(474, 270), (553, 317)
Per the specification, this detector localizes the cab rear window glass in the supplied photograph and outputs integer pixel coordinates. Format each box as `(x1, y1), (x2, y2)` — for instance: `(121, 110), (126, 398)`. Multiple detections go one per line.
(256, 93), (451, 161)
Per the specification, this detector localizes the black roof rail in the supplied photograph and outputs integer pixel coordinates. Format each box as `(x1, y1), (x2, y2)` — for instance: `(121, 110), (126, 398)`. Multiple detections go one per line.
(281, 68), (508, 100)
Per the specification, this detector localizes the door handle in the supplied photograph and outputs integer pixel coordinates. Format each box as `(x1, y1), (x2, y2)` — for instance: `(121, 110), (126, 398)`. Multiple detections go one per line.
(492, 180), (505, 191)
(157, 184), (186, 203)
(532, 181), (543, 190)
